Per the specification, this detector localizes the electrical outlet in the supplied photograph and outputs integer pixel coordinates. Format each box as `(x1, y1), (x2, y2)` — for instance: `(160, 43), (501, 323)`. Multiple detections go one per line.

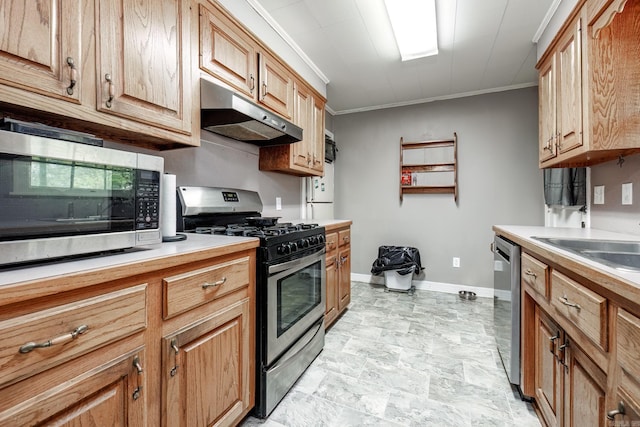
(594, 185), (605, 205)
(275, 197), (282, 211)
(453, 257), (460, 268)
(622, 183), (633, 205)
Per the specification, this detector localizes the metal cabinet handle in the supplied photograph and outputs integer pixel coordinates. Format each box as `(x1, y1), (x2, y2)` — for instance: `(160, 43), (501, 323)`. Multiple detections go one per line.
(133, 355), (143, 375)
(559, 295), (581, 310)
(202, 277), (226, 289)
(19, 324), (89, 354)
(607, 401), (626, 420)
(262, 82), (267, 98)
(105, 73), (114, 108)
(250, 74), (255, 93)
(66, 57), (77, 95)
(549, 333), (559, 354)
(170, 339), (180, 377)
(524, 269), (537, 278)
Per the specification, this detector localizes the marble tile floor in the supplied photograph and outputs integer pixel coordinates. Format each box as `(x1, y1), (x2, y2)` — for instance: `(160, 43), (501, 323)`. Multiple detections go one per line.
(241, 282), (541, 427)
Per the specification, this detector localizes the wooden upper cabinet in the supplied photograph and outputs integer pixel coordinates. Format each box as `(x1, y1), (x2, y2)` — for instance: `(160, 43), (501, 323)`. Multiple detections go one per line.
(538, 0), (640, 167)
(538, 57), (557, 162)
(199, 4), (257, 98)
(258, 52), (294, 119)
(538, 14), (582, 166)
(0, 0), (82, 103)
(96, 0), (191, 134)
(312, 97), (326, 172)
(292, 82), (313, 169)
(556, 16), (583, 154)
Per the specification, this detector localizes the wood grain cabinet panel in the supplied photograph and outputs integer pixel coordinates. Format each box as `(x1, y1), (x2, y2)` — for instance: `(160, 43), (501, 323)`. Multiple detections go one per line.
(0, 348), (147, 426)
(535, 307), (563, 427)
(521, 252), (549, 298)
(324, 226), (351, 329)
(199, 3), (257, 98)
(0, 284), (147, 387)
(550, 270), (607, 351)
(163, 255), (251, 319)
(162, 298), (253, 427)
(0, 0), (82, 103)
(96, 0), (191, 133)
(258, 52), (293, 120)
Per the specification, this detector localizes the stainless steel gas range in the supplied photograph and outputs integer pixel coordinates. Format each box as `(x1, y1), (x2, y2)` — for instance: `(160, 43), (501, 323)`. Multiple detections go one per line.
(176, 186), (326, 418)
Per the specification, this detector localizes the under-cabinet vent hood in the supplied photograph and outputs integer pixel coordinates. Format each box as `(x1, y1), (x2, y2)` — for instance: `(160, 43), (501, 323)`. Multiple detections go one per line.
(200, 79), (302, 146)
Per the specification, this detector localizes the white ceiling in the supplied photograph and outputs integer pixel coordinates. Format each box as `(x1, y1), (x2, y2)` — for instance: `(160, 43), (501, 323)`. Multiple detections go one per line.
(251, 0), (556, 115)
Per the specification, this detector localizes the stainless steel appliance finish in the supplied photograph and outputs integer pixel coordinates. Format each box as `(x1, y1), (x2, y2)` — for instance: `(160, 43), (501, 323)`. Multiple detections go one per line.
(200, 79), (303, 146)
(0, 130), (163, 266)
(174, 186), (326, 418)
(533, 236), (640, 271)
(493, 234), (522, 394)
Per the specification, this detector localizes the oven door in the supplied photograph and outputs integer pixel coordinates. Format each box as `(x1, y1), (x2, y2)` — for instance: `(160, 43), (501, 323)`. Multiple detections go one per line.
(266, 247), (326, 365)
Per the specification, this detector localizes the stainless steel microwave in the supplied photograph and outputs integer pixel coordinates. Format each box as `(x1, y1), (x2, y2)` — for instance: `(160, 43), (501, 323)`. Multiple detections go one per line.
(0, 129), (164, 266)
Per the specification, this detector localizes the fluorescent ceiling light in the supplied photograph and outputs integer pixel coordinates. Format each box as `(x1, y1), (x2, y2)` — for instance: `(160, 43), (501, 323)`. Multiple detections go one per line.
(384, 0), (438, 61)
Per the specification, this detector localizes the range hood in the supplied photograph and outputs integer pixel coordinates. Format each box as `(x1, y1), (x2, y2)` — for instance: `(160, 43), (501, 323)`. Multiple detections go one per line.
(200, 79), (302, 146)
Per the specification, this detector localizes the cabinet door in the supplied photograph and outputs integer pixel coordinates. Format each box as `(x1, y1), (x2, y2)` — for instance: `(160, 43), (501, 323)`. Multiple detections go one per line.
(535, 308), (563, 427)
(539, 57), (557, 163)
(556, 17), (583, 154)
(338, 247), (351, 312)
(311, 97), (326, 173)
(163, 298), (253, 427)
(292, 83), (312, 169)
(325, 253), (338, 327)
(200, 4), (256, 99)
(0, 0), (81, 102)
(96, 0), (191, 133)
(258, 52), (293, 119)
(0, 349), (146, 426)
(563, 341), (607, 427)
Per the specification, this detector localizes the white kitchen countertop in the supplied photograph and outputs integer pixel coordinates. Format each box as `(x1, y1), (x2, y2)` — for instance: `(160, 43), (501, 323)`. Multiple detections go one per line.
(494, 225), (640, 291)
(0, 233), (259, 287)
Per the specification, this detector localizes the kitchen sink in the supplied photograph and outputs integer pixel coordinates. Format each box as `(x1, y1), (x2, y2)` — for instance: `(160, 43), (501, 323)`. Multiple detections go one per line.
(532, 237), (640, 272)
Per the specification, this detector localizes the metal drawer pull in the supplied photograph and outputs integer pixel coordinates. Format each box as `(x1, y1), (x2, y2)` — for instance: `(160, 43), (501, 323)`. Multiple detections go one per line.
(19, 324), (89, 354)
(524, 269), (537, 278)
(202, 277), (226, 289)
(607, 401), (626, 420)
(559, 295), (581, 310)
(66, 57), (77, 95)
(133, 356), (143, 375)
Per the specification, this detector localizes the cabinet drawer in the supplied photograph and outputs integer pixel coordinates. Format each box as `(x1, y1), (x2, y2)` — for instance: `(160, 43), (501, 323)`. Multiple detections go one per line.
(0, 284), (147, 387)
(617, 309), (640, 380)
(338, 229), (350, 247)
(326, 232), (338, 252)
(163, 256), (250, 319)
(521, 253), (548, 298)
(550, 271), (607, 350)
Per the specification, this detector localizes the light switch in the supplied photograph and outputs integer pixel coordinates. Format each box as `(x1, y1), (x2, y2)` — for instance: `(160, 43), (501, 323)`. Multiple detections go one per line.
(275, 197), (282, 211)
(594, 185), (605, 205)
(622, 183), (633, 205)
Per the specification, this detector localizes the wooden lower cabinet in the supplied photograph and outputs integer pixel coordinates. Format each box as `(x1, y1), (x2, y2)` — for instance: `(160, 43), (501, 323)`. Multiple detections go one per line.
(0, 242), (257, 427)
(163, 298), (253, 427)
(324, 224), (352, 329)
(534, 307), (563, 427)
(0, 343), (146, 426)
(563, 340), (607, 427)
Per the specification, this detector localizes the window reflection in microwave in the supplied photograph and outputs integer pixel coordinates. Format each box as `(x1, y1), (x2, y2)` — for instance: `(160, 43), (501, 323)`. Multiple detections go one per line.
(27, 158), (133, 191)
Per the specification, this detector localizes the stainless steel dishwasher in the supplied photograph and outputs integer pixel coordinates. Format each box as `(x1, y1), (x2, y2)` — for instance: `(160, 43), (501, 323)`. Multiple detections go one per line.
(493, 234), (522, 396)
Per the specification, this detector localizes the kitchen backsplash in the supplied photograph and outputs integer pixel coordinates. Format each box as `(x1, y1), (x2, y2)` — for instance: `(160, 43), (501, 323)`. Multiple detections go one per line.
(590, 154), (640, 235)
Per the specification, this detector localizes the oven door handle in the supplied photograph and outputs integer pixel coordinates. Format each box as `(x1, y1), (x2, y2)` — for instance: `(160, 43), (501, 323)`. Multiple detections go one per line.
(268, 319), (324, 375)
(268, 247), (326, 275)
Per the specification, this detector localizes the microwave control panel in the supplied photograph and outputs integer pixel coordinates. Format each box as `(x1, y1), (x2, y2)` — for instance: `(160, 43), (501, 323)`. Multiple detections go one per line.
(135, 170), (160, 230)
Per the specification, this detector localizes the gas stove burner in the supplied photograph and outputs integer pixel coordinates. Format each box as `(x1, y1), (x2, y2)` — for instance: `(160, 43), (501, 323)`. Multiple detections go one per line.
(195, 226), (227, 234)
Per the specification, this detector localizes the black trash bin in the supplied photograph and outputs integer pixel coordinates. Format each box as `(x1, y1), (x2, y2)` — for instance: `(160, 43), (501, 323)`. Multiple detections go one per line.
(371, 246), (423, 291)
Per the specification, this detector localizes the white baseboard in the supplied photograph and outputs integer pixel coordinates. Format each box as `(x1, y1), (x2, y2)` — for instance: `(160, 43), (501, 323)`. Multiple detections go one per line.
(351, 273), (494, 299)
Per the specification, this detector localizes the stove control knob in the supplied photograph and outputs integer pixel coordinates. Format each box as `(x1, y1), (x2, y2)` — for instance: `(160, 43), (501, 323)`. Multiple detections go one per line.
(309, 236), (318, 245)
(278, 244), (291, 255)
(290, 242), (298, 252)
(318, 235), (325, 244)
(299, 238), (309, 248)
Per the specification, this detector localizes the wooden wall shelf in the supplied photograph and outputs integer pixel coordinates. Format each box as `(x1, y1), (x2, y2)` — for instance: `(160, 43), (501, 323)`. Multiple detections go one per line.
(400, 133), (458, 203)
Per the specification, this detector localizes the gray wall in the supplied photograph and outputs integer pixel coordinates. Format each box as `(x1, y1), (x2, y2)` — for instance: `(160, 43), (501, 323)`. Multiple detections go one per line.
(591, 155), (640, 235)
(333, 87), (544, 289)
